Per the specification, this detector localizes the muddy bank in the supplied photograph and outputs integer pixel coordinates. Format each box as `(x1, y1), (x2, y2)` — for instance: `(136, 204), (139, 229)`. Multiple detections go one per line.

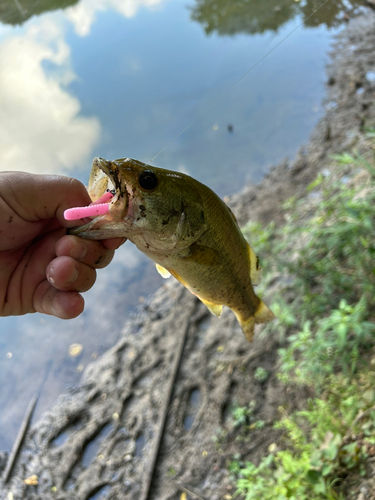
(1, 11), (375, 500)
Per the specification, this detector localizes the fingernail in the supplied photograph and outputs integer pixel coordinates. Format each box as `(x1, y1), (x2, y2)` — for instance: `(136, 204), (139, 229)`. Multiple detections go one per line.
(69, 267), (79, 283)
(70, 243), (87, 260)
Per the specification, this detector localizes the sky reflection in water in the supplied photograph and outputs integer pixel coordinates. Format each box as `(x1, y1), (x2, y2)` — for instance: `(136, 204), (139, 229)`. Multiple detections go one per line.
(0, 0), (344, 449)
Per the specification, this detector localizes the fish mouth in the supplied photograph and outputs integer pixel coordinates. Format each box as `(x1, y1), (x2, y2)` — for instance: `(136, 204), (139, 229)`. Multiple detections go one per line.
(68, 157), (131, 239)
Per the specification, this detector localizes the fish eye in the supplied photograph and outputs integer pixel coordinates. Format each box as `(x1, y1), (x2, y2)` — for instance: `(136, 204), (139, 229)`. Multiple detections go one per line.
(139, 170), (158, 190)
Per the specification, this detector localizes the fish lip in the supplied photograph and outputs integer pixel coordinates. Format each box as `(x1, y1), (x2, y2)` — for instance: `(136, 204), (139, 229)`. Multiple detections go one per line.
(93, 157), (120, 194)
(68, 217), (104, 236)
(68, 157), (130, 236)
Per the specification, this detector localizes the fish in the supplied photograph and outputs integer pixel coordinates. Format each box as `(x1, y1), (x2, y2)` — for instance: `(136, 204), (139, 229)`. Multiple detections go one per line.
(68, 157), (275, 342)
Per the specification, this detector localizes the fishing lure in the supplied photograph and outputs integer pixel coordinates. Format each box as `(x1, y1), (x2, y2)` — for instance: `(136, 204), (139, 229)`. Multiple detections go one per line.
(64, 191), (113, 220)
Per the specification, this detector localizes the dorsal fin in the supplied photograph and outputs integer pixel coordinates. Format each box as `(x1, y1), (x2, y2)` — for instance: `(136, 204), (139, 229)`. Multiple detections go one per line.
(226, 205), (240, 226)
(247, 241), (262, 286)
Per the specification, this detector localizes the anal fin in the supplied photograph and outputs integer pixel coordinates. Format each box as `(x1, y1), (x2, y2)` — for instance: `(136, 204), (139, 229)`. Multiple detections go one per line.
(199, 298), (223, 317)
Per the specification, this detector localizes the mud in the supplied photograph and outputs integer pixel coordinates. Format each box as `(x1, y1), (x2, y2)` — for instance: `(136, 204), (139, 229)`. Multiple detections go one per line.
(1, 11), (375, 500)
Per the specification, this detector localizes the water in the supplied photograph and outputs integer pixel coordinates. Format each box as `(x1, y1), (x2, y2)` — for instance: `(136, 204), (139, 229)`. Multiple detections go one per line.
(0, 0), (362, 450)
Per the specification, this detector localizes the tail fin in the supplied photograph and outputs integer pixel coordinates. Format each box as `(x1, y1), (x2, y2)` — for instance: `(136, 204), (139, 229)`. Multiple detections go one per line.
(240, 315), (256, 342)
(238, 300), (275, 342)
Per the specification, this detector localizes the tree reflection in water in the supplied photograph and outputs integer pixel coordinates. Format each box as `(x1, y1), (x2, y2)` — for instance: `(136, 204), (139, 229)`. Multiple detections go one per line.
(0, 0), (79, 26)
(190, 0), (364, 36)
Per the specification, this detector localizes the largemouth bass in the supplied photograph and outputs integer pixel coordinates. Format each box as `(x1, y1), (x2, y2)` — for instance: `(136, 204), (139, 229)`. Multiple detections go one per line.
(69, 157), (275, 342)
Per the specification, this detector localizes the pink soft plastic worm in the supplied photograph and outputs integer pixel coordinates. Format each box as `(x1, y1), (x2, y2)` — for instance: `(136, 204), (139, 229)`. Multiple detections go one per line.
(90, 191), (114, 205)
(64, 192), (114, 221)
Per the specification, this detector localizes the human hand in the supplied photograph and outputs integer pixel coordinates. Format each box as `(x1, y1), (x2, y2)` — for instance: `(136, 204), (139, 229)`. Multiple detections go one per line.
(0, 171), (125, 319)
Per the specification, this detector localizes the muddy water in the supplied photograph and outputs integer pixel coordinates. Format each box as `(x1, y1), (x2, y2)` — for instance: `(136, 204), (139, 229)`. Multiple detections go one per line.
(0, 0), (363, 450)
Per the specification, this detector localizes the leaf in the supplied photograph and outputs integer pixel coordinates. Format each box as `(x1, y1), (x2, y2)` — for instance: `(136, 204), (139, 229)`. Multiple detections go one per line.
(321, 462), (335, 477)
(307, 174), (324, 191)
(330, 153), (355, 164)
(336, 323), (348, 343)
(306, 469), (321, 483)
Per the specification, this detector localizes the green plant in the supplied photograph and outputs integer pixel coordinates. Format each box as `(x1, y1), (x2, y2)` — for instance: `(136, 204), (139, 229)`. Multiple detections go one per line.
(232, 401), (256, 427)
(233, 450), (338, 500)
(279, 297), (375, 387)
(233, 140), (375, 500)
(211, 427), (227, 448)
(250, 419), (266, 430)
(233, 391), (375, 500)
(254, 366), (269, 382)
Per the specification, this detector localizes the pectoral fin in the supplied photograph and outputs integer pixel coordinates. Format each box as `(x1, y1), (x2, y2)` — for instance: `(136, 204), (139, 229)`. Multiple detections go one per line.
(247, 242), (262, 286)
(156, 264), (171, 279)
(199, 298), (223, 317)
(183, 243), (220, 266)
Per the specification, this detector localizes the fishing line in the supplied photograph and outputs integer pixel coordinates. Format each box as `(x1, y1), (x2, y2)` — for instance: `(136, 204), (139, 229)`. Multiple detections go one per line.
(148, 0), (332, 165)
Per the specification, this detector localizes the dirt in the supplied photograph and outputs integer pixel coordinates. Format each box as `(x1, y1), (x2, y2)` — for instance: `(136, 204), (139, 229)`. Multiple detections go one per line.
(1, 11), (375, 500)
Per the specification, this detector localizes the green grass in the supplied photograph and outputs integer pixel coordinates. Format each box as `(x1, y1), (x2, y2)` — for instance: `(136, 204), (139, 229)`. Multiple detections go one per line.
(231, 133), (375, 500)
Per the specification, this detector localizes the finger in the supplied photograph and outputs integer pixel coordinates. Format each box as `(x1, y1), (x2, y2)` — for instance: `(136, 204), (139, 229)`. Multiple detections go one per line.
(46, 255), (97, 292)
(55, 235), (115, 269)
(0, 172), (91, 224)
(34, 280), (84, 319)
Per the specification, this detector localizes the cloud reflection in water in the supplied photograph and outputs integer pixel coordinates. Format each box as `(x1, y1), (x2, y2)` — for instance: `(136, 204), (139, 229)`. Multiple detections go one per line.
(0, 18), (100, 173)
(66, 0), (168, 36)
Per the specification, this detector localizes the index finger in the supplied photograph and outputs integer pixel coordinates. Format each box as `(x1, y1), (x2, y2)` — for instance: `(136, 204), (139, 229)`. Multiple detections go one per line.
(0, 172), (91, 225)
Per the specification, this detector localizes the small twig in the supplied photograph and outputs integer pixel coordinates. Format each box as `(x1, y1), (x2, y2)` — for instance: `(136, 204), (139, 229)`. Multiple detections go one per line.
(180, 484), (207, 500)
(218, 340), (275, 371)
(220, 349), (264, 366)
(140, 317), (192, 500)
(2, 393), (39, 484)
